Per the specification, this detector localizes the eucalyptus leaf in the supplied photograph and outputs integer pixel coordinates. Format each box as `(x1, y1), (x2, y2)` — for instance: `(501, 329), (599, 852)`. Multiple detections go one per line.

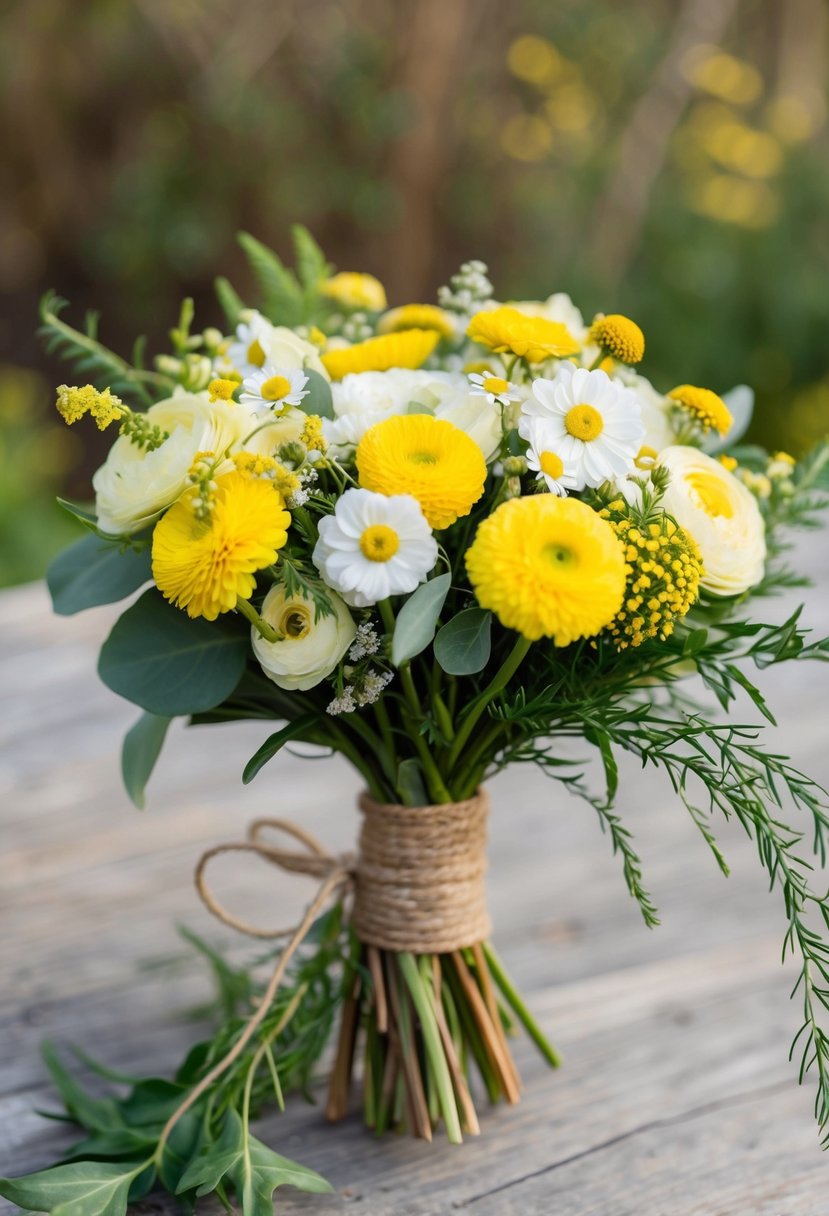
(434, 608), (492, 675)
(300, 368), (334, 419)
(242, 713), (321, 784)
(48, 535), (152, 616)
(56, 496), (98, 530)
(122, 713), (172, 809)
(0, 1160), (145, 1216)
(98, 590), (249, 716)
(391, 573), (451, 667)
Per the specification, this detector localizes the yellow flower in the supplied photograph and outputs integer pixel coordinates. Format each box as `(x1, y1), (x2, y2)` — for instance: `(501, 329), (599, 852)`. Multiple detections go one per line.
(467, 306), (580, 363)
(589, 314), (645, 364)
(378, 304), (455, 339)
(669, 384), (732, 436)
(56, 384), (125, 430)
(152, 470), (290, 620)
(465, 495), (626, 644)
(299, 414), (327, 452)
(321, 329), (440, 380)
(356, 414), (486, 529)
(321, 272), (388, 311)
(207, 378), (239, 402)
(232, 452), (301, 499)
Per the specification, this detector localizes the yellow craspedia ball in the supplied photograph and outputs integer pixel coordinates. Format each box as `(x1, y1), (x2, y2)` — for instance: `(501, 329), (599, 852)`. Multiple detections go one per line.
(356, 414), (486, 530)
(465, 495), (627, 644)
(668, 384), (733, 436)
(589, 314), (645, 364)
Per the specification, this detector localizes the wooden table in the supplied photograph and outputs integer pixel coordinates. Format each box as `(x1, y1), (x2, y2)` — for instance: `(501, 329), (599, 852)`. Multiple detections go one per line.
(3, 537), (828, 1214)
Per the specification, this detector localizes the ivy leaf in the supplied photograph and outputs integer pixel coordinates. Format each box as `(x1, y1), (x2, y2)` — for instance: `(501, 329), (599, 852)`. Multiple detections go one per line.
(391, 573), (451, 667)
(41, 1043), (123, 1133)
(242, 713), (321, 784)
(98, 590), (249, 716)
(300, 368), (334, 419)
(0, 1160), (145, 1215)
(122, 712), (172, 808)
(47, 535), (152, 616)
(434, 608), (492, 675)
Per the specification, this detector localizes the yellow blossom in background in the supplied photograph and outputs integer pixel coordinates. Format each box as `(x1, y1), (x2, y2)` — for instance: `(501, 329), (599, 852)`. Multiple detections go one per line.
(356, 413), (486, 529)
(718, 455), (738, 472)
(588, 315), (645, 365)
(465, 495), (626, 644)
(152, 470), (290, 620)
(321, 329), (439, 380)
(207, 378), (239, 402)
(669, 384), (733, 436)
(321, 272), (387, 312)
(467, 306), (579, 363)
(56, 384), (125, 430)
(378, 304), (455, 340)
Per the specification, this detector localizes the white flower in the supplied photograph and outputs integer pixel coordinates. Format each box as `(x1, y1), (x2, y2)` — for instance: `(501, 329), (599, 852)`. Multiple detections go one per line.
(313, 488), (437, 608)
(519, 415), (572, 496)
(612, 367), (677, 455)
(657, 445), (766, 596)
(253, 585), (356, 691)
(228, 314), (272, 378)
(228, 311), (329, 380)
(468, 372), (522, 407)
(349, 621), (380, 660)
(522, 364), (645, 489)
(93, 390), (255, 535)
(239, 364), (309, 413)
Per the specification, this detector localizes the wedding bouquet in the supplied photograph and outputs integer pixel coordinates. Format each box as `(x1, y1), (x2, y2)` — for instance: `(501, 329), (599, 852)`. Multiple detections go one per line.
(3, 228), (829, 1215)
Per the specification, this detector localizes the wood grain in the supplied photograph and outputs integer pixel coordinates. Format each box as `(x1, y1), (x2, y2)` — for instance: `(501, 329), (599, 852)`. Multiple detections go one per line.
(2, 530), (828, 1213)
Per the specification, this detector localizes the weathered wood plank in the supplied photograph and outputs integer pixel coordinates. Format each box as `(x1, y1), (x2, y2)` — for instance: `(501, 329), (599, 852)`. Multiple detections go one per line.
(2, 528), (828, 1213)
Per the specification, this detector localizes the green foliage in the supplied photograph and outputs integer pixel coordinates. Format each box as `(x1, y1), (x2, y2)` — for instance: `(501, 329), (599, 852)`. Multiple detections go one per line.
(0, 1159), (145, 1216)
(237, 233), (304, 327)
(434, 608), (492, 675)
(391, 573), (451, 667)
(299, 368), (334, 419)
(121, 713), (172, 809)
(242, 714), (323, 784)
(47, 535), (152, 616)
(98, 589), (249, 716)
(214, 275), (245, 329)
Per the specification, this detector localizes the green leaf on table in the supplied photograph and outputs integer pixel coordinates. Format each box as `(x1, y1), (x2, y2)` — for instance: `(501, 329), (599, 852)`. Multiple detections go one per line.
(299, 368), (334, 419)
(98, 589), (248, 716)
(47, 535), (152, 616)
(434, 608), (492, 675)
(243, 713), (320, 784)
(41, 1043), (122, 1132)
(122, 712), (172, 808)
(391, 573), (451, 667)
(0, 1159), (145, 1215)
(178, 1109), (331, 1210)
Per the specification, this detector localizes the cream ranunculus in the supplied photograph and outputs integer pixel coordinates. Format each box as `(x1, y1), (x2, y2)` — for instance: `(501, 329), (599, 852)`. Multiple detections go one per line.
(93, 390), (258, 535)
(658, 445), (766, 596)
(613, 368), (677, 455)
(264, 325), (330, 380)
(252, 585), (356, 691)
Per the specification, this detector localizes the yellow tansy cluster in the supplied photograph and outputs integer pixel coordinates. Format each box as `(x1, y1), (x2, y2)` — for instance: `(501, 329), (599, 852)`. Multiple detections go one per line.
(467, 306), (580, 363)
(465, 496), (627, 644)
(378, 304), (455, 339)
(56, 384), (125, 430)
(300, 414), (327, 452)
(152, 470), (290, 620)
(589, 315), (645, 365)
(669, 385), (733, 436)
(321, 329), (439, 380)
(356, 413), (486, 529)
(600, 499), (703, 649)
(233, 452), (301, 499)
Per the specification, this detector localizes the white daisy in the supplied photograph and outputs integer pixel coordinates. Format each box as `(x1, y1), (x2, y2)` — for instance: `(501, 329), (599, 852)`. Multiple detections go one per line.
(468, 372), (522, 407)
(519, 415), (573, 496)
(239, 364), (309, 414)
(228, 313), (272, 377)
(521, 364), (644, 490)
(313, 488), (438, 608)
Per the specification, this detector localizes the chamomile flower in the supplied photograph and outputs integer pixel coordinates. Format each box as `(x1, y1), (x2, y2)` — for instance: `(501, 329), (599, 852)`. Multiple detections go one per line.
(228, 314), (271, 376)
(468, 372), (522, 407)
(522, 363), (645, 490)
(519, 416), (573, 496)
(240, 365), (309, 414)
(313, 488), (438, 608)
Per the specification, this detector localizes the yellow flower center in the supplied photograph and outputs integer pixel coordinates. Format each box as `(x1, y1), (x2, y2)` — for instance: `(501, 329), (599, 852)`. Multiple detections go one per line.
(686, 470), (735, 518)
(543, 542), (576, 568)
(483, 376), (509, 395)
(539, 450), (564, 480)
(279, 606), (311, 639)
(359, 524), (400, 562)
(565, 404), (604, 441)
(247, 339), (266, 368)
(261, 374), (292, 401)
(634, 445), (658, 470)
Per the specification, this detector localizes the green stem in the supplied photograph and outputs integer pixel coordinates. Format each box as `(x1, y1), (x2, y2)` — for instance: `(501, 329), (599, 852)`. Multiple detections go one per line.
(454, 719), (509, 798)
(483, 943), (561, 1068)
(398, 953), (463, 1144)
(446, 635), (532, 774)
(235, 596), (280, 643)
(400, 665), (452, 804)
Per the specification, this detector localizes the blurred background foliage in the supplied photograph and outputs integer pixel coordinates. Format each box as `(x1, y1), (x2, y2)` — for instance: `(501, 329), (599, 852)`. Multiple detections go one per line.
(1, 0), (827, 585)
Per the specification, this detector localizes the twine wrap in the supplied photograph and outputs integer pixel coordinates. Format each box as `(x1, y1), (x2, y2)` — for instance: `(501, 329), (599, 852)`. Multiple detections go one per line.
(352, 788), (491, 953)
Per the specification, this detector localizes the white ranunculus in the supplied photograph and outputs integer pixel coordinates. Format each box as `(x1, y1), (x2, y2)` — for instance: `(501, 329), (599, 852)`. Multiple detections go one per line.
(229, 311), (329, 380)
(658, 445), (766, 596)
(253, 585), (356, 691)
(613, 368), (677, 454)
(93, 390), (257, 536)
